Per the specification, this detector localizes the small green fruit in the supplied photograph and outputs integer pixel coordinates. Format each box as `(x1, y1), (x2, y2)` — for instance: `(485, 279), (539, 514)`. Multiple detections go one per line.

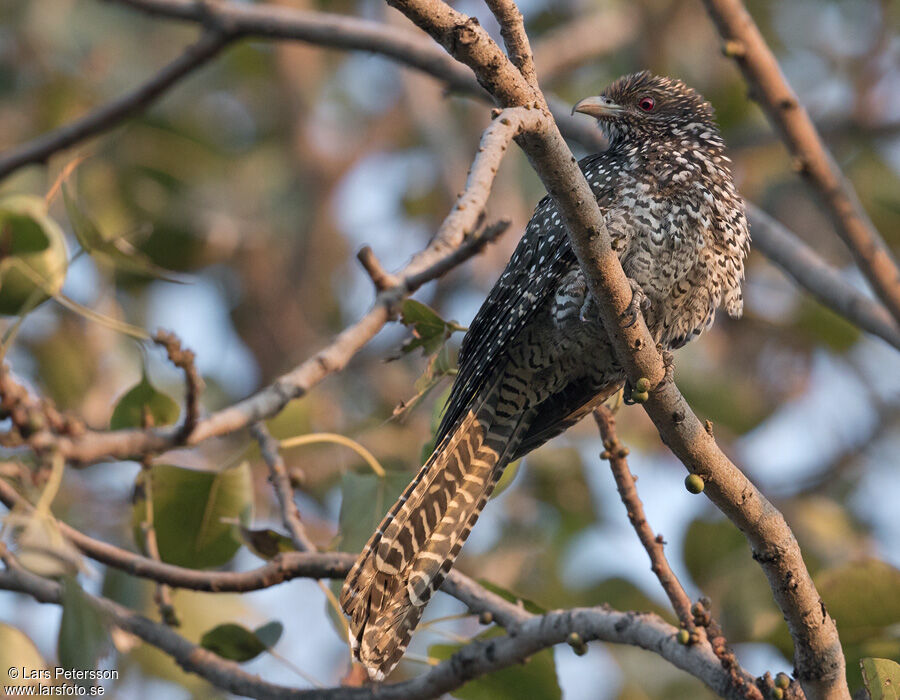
(775, 673), (790, 689)
(685, 474), (705, 494)
(677, 628), (690, 645)
(634, 377), (651, 392)
(631, 390), (649, 403)
(0, 195), (68, 316)
(772, 688), (784, 700)
(566, 633), (588, 656)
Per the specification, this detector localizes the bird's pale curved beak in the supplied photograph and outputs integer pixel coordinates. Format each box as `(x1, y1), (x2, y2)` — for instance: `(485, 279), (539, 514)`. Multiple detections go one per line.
(571, 95), (623, 119)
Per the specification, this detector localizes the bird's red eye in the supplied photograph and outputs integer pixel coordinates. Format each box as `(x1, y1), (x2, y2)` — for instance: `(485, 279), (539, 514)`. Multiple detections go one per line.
(639, 96), (655, 111)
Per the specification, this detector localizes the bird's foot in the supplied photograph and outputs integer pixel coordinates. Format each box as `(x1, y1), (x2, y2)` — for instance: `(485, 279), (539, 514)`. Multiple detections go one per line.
(578, 296), (593, 323)
(621, 278), (650, 329)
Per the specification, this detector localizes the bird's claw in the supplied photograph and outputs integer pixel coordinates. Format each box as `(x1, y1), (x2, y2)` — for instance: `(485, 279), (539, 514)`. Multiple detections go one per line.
(621, 278), (649, 328)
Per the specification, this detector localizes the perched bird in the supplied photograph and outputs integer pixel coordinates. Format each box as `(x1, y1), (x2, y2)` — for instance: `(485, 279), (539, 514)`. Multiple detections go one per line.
(340, 71), (749, 680)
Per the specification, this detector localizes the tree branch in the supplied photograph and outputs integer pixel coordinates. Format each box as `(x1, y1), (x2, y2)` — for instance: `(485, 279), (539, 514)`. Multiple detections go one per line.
(748, 204), (900, 351)
(701, 0), (900, 326)
(593, 407), (769, 700)
(593, 406), (695, 631)
(485, 0), (539, 90)
(250, 423), (317, 553)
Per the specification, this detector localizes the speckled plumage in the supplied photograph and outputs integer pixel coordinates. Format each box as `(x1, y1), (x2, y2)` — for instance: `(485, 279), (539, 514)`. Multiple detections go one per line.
(341, 72), (749, 680)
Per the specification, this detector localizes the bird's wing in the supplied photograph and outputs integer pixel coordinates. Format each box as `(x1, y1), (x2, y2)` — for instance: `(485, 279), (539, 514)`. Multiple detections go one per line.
(436, 155), (616, 444)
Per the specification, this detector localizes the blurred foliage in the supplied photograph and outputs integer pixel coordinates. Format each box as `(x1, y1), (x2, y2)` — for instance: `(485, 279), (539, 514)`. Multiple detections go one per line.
(861, 658), (900, 700)
(200, 621), (284, 663)
(57, 577), (110, 683)
(0, 0), (898, 697)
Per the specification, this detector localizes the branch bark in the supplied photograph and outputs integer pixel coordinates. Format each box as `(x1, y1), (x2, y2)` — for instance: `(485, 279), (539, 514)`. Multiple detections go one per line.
(250, 423), (317, 553)
(702, 0), (900, 326)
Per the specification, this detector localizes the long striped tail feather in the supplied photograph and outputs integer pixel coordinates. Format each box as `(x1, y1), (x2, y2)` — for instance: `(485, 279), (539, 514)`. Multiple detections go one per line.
(339, 366), (535, 680)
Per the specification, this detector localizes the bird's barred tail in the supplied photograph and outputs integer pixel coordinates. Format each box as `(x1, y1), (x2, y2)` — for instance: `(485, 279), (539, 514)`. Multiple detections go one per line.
(339, 366), (535, 680)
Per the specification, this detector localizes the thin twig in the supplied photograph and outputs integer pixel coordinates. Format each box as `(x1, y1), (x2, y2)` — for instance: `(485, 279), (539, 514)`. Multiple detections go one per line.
(702, 0), (900, 325)
(592, 407), (765, 700)
(357, 247), (400, 292)
(592, 406), (695, 630)
(153, 329), (204, 441)
(250, 423), (316, 553)
(484, 0), (539, 91)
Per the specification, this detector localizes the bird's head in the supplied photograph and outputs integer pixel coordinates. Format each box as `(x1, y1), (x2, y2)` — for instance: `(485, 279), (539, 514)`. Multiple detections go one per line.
(573, 71), (719, 147)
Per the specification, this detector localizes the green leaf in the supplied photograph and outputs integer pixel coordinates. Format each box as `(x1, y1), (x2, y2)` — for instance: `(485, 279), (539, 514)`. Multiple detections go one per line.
(0, 209), (50, 254)
(816, 560), (900, 644)
(200, 623), (266, 662)
(324, 579), (347, 641)
(398, 299), (465, 356)
(491, 459), (521, 499)
(0, 195), (68, 316)
(253, 621), (284, 649)
(429, 626), (560, 700)
(234, 526), (296, 560)
(13, 513), (82, 578)
(338, 471), (410, 554)
(58, 577), (110, 680)
(861, 658), (900, 700)
(132, 462), (253, 569)
(793, 298), (860, 353)
(110, 370), (180, 430)
(683, 517), (781, 642)
(682, 517), (747, 589)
